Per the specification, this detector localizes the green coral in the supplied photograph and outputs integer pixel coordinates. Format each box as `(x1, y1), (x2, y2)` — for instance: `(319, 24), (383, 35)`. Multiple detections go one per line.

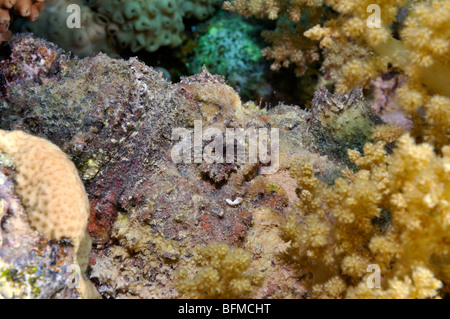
(186, 12), (270, 100)
(90, 0), (185, 53)
(15, 0), (223, 57)
(90, 0), (223, 53)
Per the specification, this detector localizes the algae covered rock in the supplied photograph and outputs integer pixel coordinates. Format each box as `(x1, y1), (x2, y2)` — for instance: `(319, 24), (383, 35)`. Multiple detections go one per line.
(308, 85), (383, 164)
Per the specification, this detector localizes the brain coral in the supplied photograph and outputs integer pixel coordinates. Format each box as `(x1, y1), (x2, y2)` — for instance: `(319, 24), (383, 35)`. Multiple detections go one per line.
(0, 0), (45, 42)
(0, 130), (89, 248)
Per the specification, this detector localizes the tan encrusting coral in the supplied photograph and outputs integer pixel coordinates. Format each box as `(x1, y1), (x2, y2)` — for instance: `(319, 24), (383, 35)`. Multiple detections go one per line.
(0, 130), (89, 246)
(0, 129), (99, 298)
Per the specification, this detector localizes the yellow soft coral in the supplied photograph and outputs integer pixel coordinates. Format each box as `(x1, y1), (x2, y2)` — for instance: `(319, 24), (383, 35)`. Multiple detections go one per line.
(282, 134), (450, 298)
(224, 0), (323, 76)
(175, 242), (262, 298)
(304, 0), (450, 149)
(226, 0), (450, 149)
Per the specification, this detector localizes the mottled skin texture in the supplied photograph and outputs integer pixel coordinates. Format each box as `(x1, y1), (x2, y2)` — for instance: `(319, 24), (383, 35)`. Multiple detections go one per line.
(0, 35), (380, 298)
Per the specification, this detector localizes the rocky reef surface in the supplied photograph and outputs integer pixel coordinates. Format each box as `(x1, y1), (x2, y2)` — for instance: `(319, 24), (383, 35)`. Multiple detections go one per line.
(0, 153), (81, 298)
(0, 35), (381, 298)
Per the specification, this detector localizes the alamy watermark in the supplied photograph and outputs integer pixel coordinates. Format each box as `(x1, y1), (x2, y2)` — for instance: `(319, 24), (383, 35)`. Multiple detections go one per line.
(366, 1), (431, 29)
(366, 4), (381, 29)
(66, 4), (81, 29)
(366, 264), (381, 288)
(65, 263), (82, 289)
(171, 120), (279, 175)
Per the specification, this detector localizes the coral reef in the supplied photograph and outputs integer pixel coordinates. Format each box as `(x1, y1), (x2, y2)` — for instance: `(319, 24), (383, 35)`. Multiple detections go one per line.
(0, 153), (76, 298)
(0, 145), (98, 298)
(88, 0), (186, 53)
(2, 3), (449, 297)
(0, 0), (45, 42)
(223, 0), (322, 77)
(16, 0), (223, 57)
(220, 0), (324, 107)
(0, 34), (360, 298)
(185, 12), (270, 101)
(181, 0), (224, 20)
(0, 130), (89, 247)
(308, 85), (383, 162)
(226, 0), (450, 150)
(16, 0), (117, 58)
(303, 0), (450, 150)
(176, 242), (262, 298)
(281, 134), (450, 298)
(89, 0), (223, 53)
